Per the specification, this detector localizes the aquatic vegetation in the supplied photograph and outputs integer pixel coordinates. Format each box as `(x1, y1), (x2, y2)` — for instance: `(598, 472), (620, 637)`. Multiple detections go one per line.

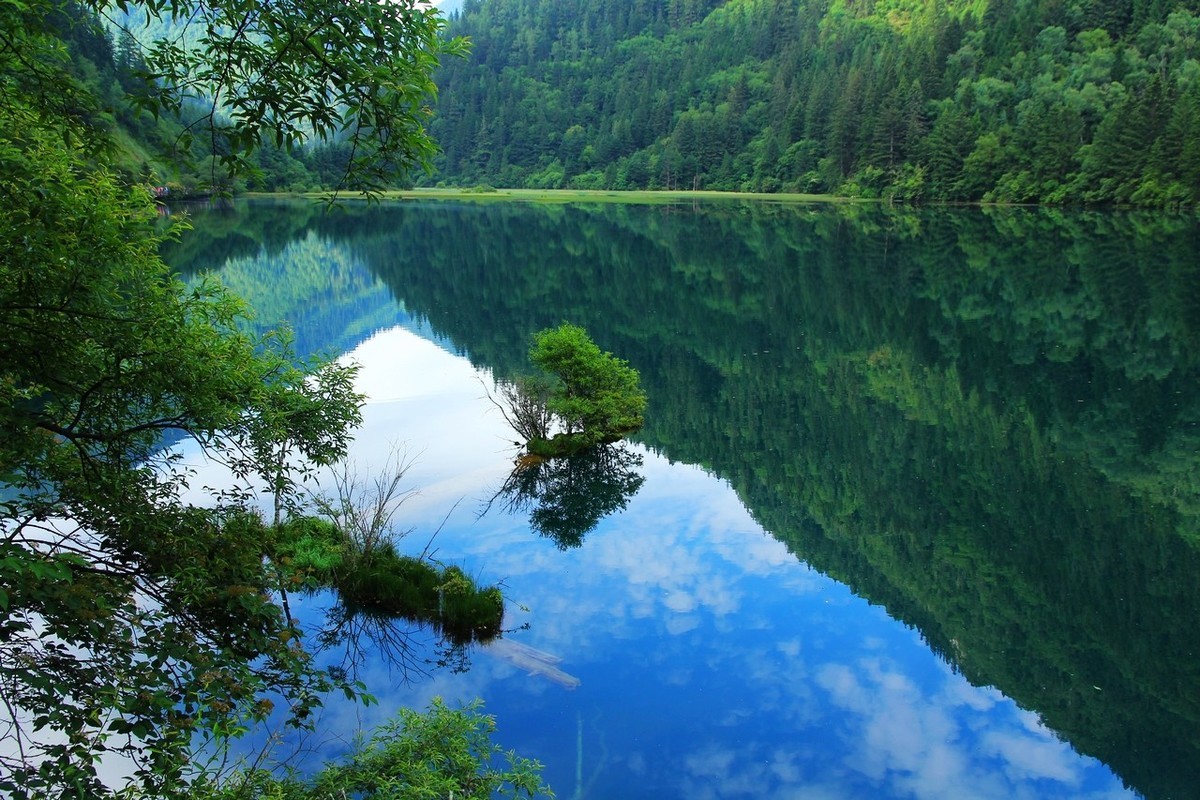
(276, 516), (503, 645)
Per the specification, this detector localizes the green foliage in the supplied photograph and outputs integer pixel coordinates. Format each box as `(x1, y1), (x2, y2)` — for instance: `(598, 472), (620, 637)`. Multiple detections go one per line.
(236, 332), (365, 526)
(0, 103), (369, 797)
(429, 0), (1200, 205)
(528, 323), (647, 450)
(0, 0), (484, 795)
(193, 699), (551, 799)
(10, 0), (466, 192)
(335, 551), (505, 645)
(131, 0), (464, 192)
(333, 699), (549, 799)
(122, 0), (467, 193)
(198, 700), (552, 800)
(275, 516), (347, 580)
(274, 513), (504, 645)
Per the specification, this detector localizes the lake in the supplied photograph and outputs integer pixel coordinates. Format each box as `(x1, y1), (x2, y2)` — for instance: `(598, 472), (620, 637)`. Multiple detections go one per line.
(164, 197), (1200, 800)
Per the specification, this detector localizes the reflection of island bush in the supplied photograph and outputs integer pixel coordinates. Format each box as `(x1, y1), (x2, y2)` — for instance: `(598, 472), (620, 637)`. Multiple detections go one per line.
(486, 443), (646, 549)
(277, 517), (503, 645)
(492, 323), (646, 458)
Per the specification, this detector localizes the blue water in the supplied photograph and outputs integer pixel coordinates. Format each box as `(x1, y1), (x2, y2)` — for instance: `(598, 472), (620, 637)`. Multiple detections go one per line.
(180, 324), (1133, 799)
(164, 199), (1153, 799)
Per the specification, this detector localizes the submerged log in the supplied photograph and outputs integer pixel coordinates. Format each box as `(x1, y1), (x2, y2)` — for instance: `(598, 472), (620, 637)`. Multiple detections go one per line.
(485, 638), (581, 689)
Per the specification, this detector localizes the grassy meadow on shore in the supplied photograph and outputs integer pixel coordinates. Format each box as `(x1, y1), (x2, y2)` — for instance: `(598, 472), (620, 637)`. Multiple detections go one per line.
(286, 187), (858, 205)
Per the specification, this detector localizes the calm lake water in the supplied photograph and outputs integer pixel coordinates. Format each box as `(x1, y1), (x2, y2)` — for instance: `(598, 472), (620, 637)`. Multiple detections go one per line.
(165, 198), (1200, 800)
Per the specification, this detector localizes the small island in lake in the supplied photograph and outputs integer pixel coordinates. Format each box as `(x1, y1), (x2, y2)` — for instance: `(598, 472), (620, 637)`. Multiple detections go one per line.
(490, 323), (646, 460)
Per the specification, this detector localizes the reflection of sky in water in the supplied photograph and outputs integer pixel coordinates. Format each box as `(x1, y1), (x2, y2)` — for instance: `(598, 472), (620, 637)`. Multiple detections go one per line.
(183, 326), (1134, 800)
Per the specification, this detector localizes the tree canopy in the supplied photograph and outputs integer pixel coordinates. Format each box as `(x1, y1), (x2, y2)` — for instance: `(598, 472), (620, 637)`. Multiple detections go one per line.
(531, 323), (647, 442)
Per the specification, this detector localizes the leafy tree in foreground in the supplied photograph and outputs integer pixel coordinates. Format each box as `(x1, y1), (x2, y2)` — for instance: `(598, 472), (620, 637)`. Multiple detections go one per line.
(1, 97), (363, 799)
(0, 0), (529, 798)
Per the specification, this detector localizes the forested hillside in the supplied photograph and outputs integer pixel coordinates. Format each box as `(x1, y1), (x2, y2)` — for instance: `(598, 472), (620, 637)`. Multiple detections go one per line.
(430, 0), (1200, 204)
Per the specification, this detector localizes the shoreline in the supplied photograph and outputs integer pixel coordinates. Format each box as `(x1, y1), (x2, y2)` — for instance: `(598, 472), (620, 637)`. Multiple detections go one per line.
(277, 187), (865, 205)
(237, 188), (1197, 213)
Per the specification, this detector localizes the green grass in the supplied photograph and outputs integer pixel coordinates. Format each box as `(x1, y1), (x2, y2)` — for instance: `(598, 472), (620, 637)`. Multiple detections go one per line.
(275, 516), (346, 580)
(302, 187), (861, 206)
(337, 556), (504, 644)
(275, 516), (503, 644)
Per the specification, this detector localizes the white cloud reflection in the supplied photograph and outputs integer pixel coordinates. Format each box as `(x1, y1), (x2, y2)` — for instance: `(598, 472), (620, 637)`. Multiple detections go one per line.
(667, 653), (1128, 800)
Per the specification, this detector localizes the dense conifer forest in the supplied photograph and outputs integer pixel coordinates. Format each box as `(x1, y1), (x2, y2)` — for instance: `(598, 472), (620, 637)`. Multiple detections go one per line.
(428, 0), (1200, 204)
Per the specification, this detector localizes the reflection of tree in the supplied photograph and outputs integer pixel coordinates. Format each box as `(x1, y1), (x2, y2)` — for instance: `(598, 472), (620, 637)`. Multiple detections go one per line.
(487, 443), (646, 548)
(312, 601), (481, 683)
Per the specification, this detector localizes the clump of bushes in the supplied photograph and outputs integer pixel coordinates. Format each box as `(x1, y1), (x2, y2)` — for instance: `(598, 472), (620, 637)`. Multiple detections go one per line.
(337, 553), (503, 645)
(490, 323), (646, 458)
(275, 516), (503, 646)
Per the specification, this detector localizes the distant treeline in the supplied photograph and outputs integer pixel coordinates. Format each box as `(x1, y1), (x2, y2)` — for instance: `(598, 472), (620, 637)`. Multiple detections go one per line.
(428, 0), (1200, 205)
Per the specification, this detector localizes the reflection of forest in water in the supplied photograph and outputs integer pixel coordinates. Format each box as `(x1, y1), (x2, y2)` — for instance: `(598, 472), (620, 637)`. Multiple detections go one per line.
(171, 199), (1200, 800)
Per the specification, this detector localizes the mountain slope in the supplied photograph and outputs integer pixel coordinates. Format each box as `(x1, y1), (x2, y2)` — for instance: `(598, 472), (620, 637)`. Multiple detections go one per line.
(429, 0), (1200, 205)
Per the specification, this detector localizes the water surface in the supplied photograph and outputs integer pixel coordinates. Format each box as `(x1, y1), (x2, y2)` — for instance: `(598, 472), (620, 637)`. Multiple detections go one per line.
(167, 198), (1200, 800)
